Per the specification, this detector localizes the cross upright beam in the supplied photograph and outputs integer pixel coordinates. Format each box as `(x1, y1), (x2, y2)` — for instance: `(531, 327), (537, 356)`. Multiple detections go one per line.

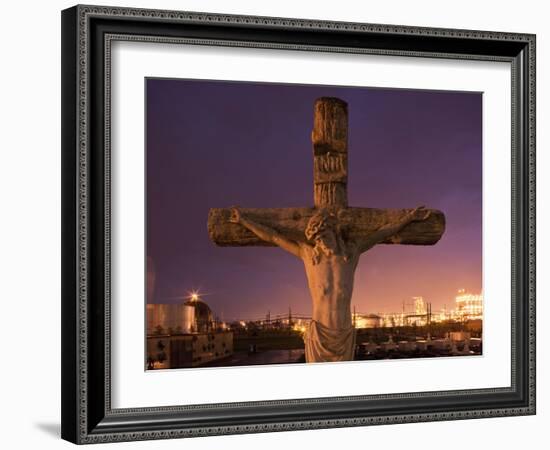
(312, 97), (349, 208)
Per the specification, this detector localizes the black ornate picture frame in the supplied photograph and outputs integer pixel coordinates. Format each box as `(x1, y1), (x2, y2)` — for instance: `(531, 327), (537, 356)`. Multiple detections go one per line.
(61, 4), (536, 444)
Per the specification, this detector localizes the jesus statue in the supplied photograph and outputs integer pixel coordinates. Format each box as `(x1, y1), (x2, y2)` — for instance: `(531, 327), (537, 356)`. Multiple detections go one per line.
(229, 205), (431, 362)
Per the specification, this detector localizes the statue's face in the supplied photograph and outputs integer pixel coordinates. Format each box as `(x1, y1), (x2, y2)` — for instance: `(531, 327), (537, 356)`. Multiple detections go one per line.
(316, 227), (338, 254)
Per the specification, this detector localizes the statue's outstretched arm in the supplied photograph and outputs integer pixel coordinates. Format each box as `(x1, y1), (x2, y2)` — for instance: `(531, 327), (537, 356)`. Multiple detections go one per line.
(359, 206), (431, 253)
(229, 208), (301, 258)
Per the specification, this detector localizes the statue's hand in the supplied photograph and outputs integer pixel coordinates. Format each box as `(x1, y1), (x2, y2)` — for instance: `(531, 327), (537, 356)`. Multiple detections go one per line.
(409, 205), (431, 222)
(229, 207), (242, 224)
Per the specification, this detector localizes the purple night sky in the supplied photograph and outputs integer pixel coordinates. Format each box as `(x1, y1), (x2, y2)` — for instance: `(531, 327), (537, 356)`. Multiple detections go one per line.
(146, 78), (482, 321)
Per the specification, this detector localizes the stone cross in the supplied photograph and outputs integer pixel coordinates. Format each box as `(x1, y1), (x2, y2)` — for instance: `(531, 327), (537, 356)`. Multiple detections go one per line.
(207, 97), (445, 362)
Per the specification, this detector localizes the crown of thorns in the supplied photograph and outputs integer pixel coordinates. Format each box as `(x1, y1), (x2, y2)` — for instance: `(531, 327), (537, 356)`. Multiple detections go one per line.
(305, 211), (338, 241)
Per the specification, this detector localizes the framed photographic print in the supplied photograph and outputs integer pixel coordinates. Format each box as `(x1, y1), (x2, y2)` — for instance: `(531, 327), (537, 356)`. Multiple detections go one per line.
(61, 4), (536, 444)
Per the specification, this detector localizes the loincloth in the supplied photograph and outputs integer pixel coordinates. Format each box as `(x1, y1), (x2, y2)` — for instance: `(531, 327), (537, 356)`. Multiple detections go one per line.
(303, 320), (356, 362)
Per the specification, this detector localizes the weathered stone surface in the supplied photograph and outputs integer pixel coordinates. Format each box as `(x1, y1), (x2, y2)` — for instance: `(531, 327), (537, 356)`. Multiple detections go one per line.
(208, 207), (445, 247)
(311, 97), (348, 155)
(312, 98), (348, 208)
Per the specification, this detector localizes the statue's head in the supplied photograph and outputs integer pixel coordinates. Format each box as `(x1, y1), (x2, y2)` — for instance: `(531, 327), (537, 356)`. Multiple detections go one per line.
(305, 210), (340, 255)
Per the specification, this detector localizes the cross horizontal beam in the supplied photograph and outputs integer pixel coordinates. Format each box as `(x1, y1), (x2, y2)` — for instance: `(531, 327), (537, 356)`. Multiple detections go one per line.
(207, 207), (445, 247)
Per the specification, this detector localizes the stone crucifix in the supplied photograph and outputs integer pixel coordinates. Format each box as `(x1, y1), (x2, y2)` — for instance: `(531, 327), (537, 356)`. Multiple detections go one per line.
(207, 97), (445, 363)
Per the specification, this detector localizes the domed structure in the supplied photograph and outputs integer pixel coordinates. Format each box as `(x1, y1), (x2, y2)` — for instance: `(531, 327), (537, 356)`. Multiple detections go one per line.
(184, 298), (213, 332)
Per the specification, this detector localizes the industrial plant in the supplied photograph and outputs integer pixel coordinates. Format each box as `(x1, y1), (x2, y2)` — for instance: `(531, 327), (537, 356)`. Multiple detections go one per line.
(146, 289), (483, 369)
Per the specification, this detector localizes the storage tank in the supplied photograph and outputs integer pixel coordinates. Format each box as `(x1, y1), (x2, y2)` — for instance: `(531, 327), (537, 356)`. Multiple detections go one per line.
(182, 304), (196, 333)
(184, 299), (213, 332)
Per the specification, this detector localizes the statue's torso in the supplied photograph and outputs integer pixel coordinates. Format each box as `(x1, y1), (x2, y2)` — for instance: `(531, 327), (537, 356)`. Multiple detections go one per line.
(300, 243), (359, 329)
